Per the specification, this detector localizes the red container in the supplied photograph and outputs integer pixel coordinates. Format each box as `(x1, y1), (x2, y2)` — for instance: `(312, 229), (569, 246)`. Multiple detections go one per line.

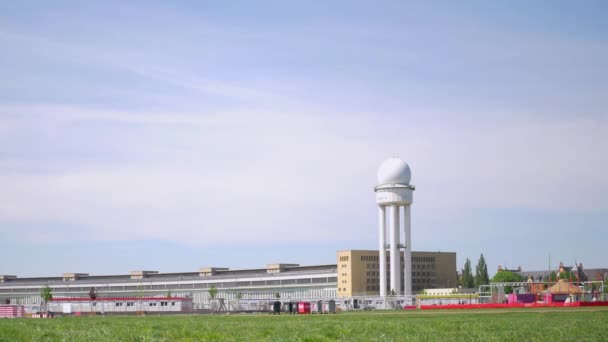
(298, 302), (311, 314)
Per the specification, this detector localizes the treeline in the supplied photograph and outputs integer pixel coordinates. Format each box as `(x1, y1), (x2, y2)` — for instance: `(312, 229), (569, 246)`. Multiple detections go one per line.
(459, 254), (489, 289)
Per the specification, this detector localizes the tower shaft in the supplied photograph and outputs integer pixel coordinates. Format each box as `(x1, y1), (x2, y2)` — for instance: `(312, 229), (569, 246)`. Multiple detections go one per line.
(403, 205), (412, 297)
(390, 205), (401, 294)
(378, 206), (387, 297)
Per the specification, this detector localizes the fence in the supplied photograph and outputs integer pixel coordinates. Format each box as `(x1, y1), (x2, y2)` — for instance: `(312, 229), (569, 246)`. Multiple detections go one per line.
(0, 305), (25, 318)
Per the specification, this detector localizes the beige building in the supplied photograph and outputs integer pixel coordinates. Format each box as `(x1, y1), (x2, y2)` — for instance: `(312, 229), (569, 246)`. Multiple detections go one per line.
(337, 250), (457, 297)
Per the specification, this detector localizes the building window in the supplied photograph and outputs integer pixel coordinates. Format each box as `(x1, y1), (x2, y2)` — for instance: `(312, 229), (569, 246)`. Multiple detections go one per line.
(149, 303), (157, 306)
(127, 302), (134, 307)
(115, 302), (123, 307)
(161, 301), (168, 306)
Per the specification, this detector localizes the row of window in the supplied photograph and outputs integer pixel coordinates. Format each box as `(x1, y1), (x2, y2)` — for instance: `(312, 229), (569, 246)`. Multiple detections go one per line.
(360, 270), (434, 276)
(0, 278), (337, 294)
(339, 256), (349, 262)
(360, 255), (379, 262)
(413, 256), (436, 263)
(364, 264), (434, 272)
(354, 256), (414, 263)
(113, 301), (176, 307)
(414, 272), (435, 277)
(416, 264), (435, 270)
(355, 256), (437, 266)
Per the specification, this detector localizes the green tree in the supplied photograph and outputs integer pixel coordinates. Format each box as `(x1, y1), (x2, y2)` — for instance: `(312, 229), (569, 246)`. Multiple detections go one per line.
(235, 292), (243, 310)
(460, 258), (475, 288)
(208, 285), (218, 300)
(474, 254), (490, 288)
(548, 271), (558, 282)
(492, 271), (524, 294)
(603, 277), (608, 293)
(40, 285), (53, 312)
(559, 270), (576, 282)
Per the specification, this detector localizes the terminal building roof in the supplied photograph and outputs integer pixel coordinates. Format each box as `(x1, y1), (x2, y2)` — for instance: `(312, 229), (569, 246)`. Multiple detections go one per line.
(0, 264), (338, 286)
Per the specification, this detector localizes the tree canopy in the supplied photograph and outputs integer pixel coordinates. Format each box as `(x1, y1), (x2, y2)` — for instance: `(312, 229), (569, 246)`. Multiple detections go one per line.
(492, 270), (524, 283)
(491, 271), (524, 294)
(474, 254), (490, 288)
(460, 258), (474, 288)
(559, 270), (576, 282)
(548, 271), (558, 282)
(40, 285), (53, 311)
(208, 285), (218, 300)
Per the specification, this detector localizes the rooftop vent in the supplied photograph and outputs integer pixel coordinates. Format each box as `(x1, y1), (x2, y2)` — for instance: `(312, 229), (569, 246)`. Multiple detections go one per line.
(266, 263), (299, 273)
(0, 275), (16, 283)
(130, 271), (158, 279)
(62, 273), (89, 281)
(199, 267), (229, 277)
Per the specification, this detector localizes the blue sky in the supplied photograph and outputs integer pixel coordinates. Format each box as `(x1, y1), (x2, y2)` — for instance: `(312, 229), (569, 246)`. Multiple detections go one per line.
(1, 1), (607, 277)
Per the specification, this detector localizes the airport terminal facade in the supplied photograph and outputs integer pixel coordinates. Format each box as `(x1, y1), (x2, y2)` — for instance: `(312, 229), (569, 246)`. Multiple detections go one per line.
(0, 250), (456, 309)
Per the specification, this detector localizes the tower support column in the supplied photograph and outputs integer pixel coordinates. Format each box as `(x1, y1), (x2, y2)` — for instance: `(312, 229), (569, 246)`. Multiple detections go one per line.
(403, 205), (412, 297)
(378, 206), (387, 297)
(390, 204), (401, 295)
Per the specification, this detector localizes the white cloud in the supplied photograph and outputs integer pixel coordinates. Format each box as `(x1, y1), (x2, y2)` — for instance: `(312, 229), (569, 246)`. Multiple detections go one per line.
(0, 105), (607, 245)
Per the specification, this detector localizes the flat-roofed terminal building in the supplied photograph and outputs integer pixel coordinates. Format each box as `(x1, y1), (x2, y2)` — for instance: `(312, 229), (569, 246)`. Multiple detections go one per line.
(0, 264), (338, 309)
(0, 250), (456, 308)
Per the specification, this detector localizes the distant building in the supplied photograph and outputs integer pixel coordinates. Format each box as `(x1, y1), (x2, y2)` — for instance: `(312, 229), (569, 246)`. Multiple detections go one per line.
(504, 262), (608, 283)
(497, 265), (522, 273)
(48, 296), (193, 314)
(0, 249), (459, 309)
(0, 264), (338, 310)
(336, 250), (457, 297)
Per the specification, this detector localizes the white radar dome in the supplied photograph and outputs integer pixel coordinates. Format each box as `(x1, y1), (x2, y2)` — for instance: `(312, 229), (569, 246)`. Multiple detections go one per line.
(377, 157), (411, 185)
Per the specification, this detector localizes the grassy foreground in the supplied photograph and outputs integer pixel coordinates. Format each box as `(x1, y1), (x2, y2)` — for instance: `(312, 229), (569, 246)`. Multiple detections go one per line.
(1, 308), (607, 341)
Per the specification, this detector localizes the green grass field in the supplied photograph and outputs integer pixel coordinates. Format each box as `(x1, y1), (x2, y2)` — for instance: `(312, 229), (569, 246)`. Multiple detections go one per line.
(1, 308), (607, 341)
